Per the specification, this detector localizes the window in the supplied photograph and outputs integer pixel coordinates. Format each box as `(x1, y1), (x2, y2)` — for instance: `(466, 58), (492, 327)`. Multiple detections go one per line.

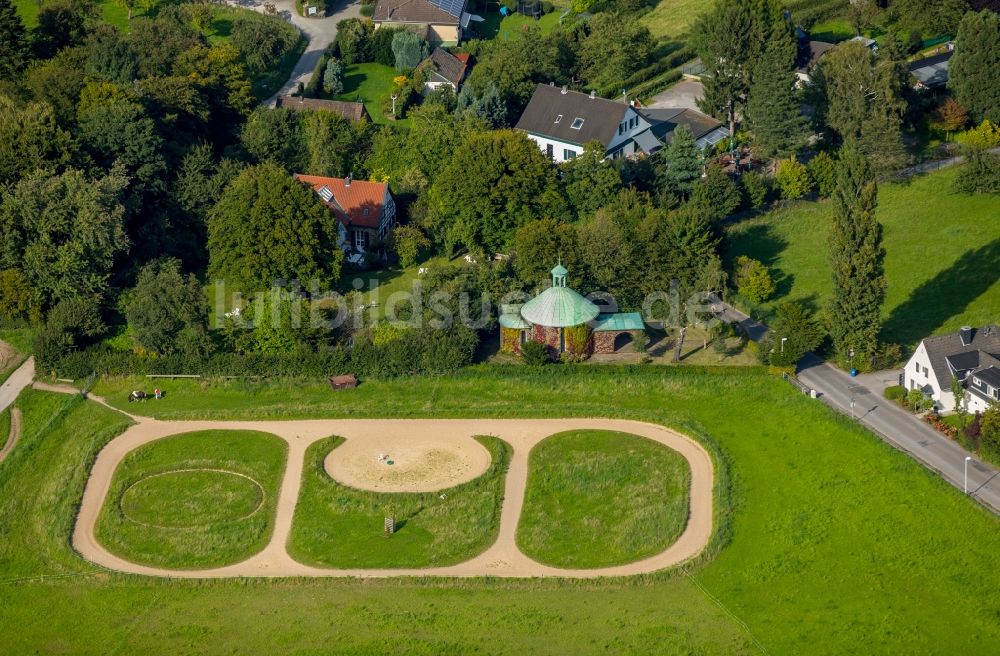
(618, 122), (625, 135)
(354, 230), (366, 250)
(546, 143), (554, 160)
(563, 149), (577, 160)
(363, 208), (370, 216)
(923, 366), (928, 376)
(571, 117), (584, 129)
(554, 114), (562, 124)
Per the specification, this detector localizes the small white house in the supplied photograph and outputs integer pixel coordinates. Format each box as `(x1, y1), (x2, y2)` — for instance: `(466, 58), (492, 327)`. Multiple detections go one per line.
(514, 84), (652, 162)
(905, 326), (1000, 413)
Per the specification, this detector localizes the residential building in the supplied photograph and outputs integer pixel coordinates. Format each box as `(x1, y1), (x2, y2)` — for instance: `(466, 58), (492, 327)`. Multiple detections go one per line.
(515, 83), (725, 163)
(908, 50), (953, 90)
(274, 96), (369, 123)
(905, 326), (1000, 413)
(796, 40), (836, 85)
(515, 84), (649, 162)
(421, 48), (470, 92)
(372, 0), (471, 45)
(294, 174), (396, 264)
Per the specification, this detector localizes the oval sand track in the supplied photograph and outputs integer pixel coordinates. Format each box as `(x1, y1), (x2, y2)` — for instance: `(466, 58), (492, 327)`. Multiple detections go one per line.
(73, 417), (714, 579)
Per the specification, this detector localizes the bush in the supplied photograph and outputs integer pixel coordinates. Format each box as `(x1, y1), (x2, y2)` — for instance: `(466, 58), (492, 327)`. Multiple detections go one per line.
(807, 151), (837, 198)
(956, 120), (1000, 150)
(323, 58), (344, 95)
(884, 385), (905, 401)
(521, 340), (550, 366)
(905, 389), (933, 413)
(230, 13), (300, 74)
(734, 255), (776, 304)
(775, 157), (814, 200)
(740, 171), (771, 208)
(391, 31), (426, 73)
(952, 149), (1000, 195)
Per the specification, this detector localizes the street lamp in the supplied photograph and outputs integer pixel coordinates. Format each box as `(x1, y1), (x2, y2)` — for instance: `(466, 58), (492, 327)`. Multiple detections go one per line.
(849, 348), (856, 377)
(780, 337), (788, 353)
(965, 456), (972, 495)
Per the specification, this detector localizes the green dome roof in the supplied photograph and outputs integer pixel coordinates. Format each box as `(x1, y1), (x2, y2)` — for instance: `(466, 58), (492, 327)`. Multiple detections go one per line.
(520, 285), (600, 328)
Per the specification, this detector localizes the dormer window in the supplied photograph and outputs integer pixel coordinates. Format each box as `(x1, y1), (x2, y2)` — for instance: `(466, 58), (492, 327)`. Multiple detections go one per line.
(571, 117), (584, 129)
(363, 208), (370, 216)
(554, 114), (562, 124)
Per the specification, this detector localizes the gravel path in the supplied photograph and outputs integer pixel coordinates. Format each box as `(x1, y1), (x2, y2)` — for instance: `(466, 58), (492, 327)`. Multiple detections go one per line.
(72, 416), (714, 579)
(0, 408), (21, 463)
(0, 357), (33, 414)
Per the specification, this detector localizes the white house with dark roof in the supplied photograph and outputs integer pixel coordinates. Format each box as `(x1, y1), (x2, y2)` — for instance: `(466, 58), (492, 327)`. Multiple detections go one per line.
(905, 326), (1000, 413)
(515, 84), (652, 162)
(372, 0), (472, 45)
(514, 83), (725, 163)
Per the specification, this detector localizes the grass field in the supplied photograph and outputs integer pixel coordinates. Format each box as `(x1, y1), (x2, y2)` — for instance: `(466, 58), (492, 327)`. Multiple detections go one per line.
(95, 430), (288, 569)
(13, 0), (144, 29)
(724, 166), (1000, 348)
(335, 63), (400, 125)
(5, 367), (1000, 653)
(478, 10), (564, 41)
(517, 430), (690, 568)
(288, 435), (510, 568)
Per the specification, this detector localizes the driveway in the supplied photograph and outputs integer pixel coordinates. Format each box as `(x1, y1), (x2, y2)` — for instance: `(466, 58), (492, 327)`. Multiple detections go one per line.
(225, 0), (363, 106)
(647, 78), (704, 110)
(712, 300), (1000, 515)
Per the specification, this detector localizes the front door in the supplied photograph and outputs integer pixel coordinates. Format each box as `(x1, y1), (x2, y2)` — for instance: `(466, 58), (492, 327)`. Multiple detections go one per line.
(353, 229), (368, 250)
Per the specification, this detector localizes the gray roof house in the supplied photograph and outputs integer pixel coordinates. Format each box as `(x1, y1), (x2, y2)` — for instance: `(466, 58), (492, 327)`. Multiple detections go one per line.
(908, 50), (953, 89)
(421, 48), (470, 91)
(905, 326), (1000, 413)
(515, 83), (725, 163)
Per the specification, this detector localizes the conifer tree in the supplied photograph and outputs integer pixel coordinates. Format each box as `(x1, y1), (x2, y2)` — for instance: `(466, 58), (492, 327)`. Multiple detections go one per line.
(658, 124), (702, 198)
(746, 34), (809, 157)
(0, 0), (28, 80)
(949, 10), (1000, 124)
(827, 144), (885, 363)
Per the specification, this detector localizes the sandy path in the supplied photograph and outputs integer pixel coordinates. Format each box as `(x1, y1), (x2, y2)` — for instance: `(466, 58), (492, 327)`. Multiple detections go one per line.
(73, 417), (714, 579)
(0, 407), (21, 463)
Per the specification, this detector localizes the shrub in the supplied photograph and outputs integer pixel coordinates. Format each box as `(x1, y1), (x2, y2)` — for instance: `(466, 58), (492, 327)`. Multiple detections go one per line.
(965, 412), (982, 439)
(740, 171), (771, 208)
(230, 13), (300, 74)
(564, 324), (592, 356)
(391, 31), (426, 73)
(521, 340), (550, 366)
(905, 389), (932, 413)
(323, 58), (343, 95)
(691, 163), (742, 221)
(734, 255), (776, 304)
(952, 149), (1000, 194)
(956, 120), (1000, 150)
(884, 385), (906, 401)
(390, 225), (431, 268)
(807, 151), (837, 198)
(774, 157), (814, 200)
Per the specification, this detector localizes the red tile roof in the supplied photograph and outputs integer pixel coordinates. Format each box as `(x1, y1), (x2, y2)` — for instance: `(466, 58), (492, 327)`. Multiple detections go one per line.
(294, 174), (389, 229)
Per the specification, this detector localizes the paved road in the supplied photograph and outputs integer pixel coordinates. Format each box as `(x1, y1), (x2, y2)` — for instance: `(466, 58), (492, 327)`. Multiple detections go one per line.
(647, 78), (704, 110)
(226, 0), (362, 106)
(713, 300), (1000, 514)
(0, 356), (34, 415)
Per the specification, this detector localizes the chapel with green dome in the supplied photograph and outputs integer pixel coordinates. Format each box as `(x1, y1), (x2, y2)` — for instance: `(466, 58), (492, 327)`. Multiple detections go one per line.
(500, 264), (646, 357)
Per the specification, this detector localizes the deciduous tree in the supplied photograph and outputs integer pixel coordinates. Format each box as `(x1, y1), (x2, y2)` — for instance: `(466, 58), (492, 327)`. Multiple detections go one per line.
(208, 162), (343, 291)
(124, 258), (213, 357)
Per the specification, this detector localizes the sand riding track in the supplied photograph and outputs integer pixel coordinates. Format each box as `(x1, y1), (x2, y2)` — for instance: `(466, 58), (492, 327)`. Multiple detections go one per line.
(74, 416), (714, 579)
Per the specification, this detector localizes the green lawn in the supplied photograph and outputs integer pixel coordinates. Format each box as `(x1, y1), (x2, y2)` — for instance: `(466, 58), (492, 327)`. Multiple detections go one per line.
(335, 63), (400, 125)
(95, 429), (288, 569)
(478, 10), (564, 40)
(14, 0), (169, 30)
(6, 367), (1000, 653)
(724, 166), (1000, 348)
(517, 430), (690, 568)
(288, 435), (510, 568)
(0, 407), (9, 447)
(0, 327), (32, 385)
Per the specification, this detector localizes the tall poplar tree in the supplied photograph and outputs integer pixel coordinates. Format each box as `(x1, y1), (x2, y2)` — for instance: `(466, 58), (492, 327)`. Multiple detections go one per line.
(827, 144), (885, 363)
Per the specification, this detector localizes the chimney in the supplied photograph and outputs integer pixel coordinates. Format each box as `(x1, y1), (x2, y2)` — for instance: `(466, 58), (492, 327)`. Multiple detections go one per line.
(960, 326), (974, 346)
(561, 85), (568, 95)
(589, 90), (595, 100)
(345, 173), (352, 188)
(622, 90), (628, 104)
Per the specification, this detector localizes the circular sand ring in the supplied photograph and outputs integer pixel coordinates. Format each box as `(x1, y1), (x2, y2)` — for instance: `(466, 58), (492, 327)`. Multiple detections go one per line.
(324, 434), (492, 493)
(120, 468), (266, 529)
